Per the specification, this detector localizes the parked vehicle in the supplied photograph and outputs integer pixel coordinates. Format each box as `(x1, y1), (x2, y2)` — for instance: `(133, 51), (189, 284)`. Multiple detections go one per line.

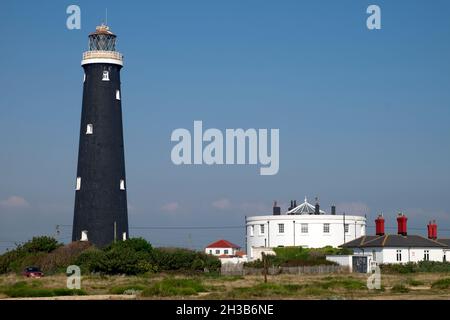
(22, 266), (44, 278)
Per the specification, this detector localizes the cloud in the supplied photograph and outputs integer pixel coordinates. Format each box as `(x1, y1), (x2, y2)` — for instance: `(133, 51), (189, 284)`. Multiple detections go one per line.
(0, 196), (30, 209)
(212, 198), (231, 210)
(161, 202), (179, 212)
(335, 201), (370, 216)
(239, 202), (271, 215)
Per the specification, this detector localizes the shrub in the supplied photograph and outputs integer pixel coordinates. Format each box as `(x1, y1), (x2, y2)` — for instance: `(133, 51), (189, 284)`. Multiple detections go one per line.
(75, 248), (108, 273)
(105, 237), (153, 254)
(151, 248), (220, 272)
(244, 246), (343, 268)
(39, 241), (92, 273)
(21, 236), (61, 254)
(76, 238), (157, 275)
(0, 236), (63, 274)
(380, 261), (450, 274)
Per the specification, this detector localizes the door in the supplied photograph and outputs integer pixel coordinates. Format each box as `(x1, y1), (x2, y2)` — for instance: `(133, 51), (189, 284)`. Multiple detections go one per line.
(352, 256), (368, 273)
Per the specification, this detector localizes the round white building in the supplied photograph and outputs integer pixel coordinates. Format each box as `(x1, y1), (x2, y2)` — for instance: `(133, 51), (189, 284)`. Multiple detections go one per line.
(246, 198), (366, 260)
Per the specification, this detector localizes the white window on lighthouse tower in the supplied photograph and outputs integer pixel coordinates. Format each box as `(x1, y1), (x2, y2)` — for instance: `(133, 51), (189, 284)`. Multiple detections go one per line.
(120, 179), (125, 190)
(76, 177), (81, 190)
(102, 71), (110, 81)
(86, 124), (93, 135)
(116, 90), (120, 100)
(83, 74), (86, 83)
(81, 230), (88, 241)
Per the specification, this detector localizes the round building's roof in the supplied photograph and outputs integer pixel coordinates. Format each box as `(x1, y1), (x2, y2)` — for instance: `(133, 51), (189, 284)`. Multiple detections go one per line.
(89, 24), (116, 36)
(287, 197), (326, 215)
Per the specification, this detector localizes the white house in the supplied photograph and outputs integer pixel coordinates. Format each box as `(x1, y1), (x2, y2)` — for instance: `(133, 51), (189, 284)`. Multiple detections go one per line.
(246, 198), (367, 260)
(341, 214), (450, 265)
(205, 239), (241, 257)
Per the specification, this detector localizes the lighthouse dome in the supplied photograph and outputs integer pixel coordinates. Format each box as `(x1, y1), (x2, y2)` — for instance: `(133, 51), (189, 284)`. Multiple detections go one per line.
(82, 24), (123, 66)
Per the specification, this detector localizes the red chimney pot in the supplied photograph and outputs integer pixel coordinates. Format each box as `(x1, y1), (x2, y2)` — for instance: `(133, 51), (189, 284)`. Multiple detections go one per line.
(375, 214), (385, 236)
(397, 213), (408, 236)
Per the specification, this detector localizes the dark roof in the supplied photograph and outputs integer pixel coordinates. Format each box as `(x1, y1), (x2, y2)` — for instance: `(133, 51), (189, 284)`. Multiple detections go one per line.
(342, 234), (448, 248)
(339, 236), (379, 248)
(437, 239), (450, 247)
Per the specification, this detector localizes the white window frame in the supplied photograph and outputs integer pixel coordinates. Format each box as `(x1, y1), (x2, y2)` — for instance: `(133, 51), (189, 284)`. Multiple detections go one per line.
(215, 249), (220, 254)
(344, 224), (349, 233)
(102, 70), (110, 81)
(396, 249), (402, 262)
(301, 223), (308, 233)
(120, 179), (125, 190)
(116, 90), (121, 100)
(86, 123), (93, 135)
(323, 223), (330, 233)
(424, 250), (430, 261)
(224, 249), (229, 255)
(209, 250), (212, 254)
(278, 223), (285, 234)
(76, 177), (81, 190)
(260, 224), (265, 235)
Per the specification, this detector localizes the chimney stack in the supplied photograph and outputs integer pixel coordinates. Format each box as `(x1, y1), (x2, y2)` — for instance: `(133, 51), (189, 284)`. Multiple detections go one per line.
(428, 220), (438, 240)
(375, 214), (385, 236)
(314, 198), (320, 215)
(293, 200), (297, 208)
(427, 221), (433, 239)
(331, 205), (336, 215)
(397, 213), (408, 236)
(288, 200), (294, 211)
(273, 201), (281, 215)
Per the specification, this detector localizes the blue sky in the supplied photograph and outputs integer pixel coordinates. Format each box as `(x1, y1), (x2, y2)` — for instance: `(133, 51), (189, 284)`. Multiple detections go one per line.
(1, 0), (450, 251)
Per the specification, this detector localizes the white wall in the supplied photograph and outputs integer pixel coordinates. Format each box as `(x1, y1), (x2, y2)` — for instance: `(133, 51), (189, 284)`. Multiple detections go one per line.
(326, 255), (352, 270)
(205, 247), (238, 256)
(251, 247), (276, 261)
(246, 215), (366, 259)
(353, 247), (445, 264)
(220, 257), (248, 264)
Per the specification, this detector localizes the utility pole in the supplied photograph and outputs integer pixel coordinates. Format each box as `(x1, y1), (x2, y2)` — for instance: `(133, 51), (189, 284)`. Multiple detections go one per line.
(343, 212), (346, 245)
(262, 252), (268, 283)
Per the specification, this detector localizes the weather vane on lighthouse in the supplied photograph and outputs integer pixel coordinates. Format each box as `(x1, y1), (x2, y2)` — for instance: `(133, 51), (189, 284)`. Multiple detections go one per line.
(72, 23), (129, 247)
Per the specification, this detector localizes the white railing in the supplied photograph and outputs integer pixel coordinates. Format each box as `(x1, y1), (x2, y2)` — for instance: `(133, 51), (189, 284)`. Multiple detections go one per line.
(82, 50), (123, 61)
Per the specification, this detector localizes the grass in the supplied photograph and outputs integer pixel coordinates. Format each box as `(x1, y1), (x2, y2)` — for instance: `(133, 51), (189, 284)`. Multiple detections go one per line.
(226, 282), (306, 298)
(0, 281), (86, 298)
(406, 278), (424, 287)
(431, 278), (450, 289)
(391, 284), (409, 293)
(141, 278), (207, 297)
(315, 277), (366, 290)
(109, 284), (147, 295)
(1, 272), (450, 299)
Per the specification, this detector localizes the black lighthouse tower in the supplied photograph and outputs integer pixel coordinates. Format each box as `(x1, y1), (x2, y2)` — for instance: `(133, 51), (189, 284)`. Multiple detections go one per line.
(72, 24), (129, 247)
